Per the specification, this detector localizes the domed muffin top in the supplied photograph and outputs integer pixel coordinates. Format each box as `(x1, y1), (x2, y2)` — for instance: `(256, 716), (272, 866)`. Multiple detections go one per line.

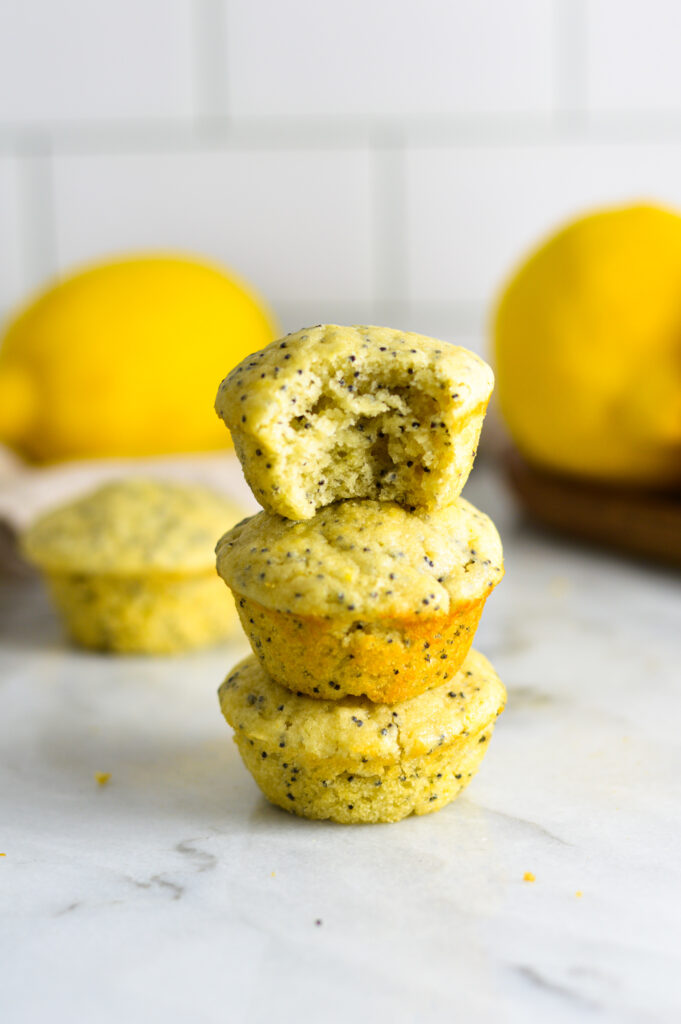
(24, 478), (243, 575)
(216, 496), (503, 619)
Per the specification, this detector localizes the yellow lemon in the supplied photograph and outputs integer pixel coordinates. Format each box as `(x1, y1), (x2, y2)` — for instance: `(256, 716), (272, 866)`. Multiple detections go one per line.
(494, 203), (681, 486)
(0, 254), (278, 462)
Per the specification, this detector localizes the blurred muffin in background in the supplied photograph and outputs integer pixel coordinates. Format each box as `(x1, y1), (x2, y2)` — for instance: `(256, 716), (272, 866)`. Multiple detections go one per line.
(22, 479), (244, 654)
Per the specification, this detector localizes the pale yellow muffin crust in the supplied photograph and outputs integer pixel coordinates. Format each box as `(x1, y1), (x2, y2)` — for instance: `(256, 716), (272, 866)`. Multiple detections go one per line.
(218, 649), (506, 824)
(24, 478), (243, 575)
(46, 571), (235, 654)
(216, 496), (503, 619)
(216, 497), (502, 697)
(23, 478), (244, 654)
(215, 324), (493, 520)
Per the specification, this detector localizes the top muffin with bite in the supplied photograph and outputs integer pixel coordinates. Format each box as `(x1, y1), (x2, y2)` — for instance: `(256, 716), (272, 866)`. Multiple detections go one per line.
(215, 324), (493, 520)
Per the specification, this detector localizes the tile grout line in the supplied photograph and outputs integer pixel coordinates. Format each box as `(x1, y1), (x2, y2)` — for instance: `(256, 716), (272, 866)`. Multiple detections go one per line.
(9, 112), (681, 157)
(192, 0), (230, 122)
(371, 132), (408, 324)
(553, 0), (589, 133)
(16, 134), (58, 299)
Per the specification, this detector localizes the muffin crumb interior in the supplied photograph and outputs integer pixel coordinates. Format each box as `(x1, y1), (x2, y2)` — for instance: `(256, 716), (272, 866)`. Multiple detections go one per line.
(277, 353), (455, 512)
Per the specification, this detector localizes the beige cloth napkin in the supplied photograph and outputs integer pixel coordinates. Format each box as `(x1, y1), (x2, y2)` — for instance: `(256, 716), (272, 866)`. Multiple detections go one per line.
(0, 447), (259, 575)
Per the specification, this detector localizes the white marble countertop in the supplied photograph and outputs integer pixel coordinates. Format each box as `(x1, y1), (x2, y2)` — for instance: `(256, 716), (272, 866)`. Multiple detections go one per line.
(2, 465), (681, 1024)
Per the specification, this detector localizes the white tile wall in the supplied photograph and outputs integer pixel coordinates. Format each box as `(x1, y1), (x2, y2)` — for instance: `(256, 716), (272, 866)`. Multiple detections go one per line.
(3, 0), (681, 359)
(276, 301), (379, 338)
(0, 0), (196, 123)
(52, 148), (375, 306)
(406, 142), (681, 308)
(586, 0), (681, 112)
(0, 156), (24, 310)
(224, 0), (555, 117)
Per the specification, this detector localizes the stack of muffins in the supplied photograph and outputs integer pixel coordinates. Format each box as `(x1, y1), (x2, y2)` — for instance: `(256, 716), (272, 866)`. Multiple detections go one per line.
(214, 325), (506, 824)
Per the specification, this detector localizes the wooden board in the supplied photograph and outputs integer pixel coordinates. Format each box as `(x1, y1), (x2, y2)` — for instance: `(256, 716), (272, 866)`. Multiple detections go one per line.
(505, 449), (681, 570)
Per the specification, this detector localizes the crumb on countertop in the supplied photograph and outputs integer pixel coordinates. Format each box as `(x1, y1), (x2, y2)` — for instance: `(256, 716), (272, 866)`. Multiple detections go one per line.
(523, 871), (536, 882)
(95, 772), (111, 786)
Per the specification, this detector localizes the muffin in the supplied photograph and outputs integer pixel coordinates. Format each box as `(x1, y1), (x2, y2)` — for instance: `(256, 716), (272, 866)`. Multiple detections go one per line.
(23, 478), (244, 653)
(219, 649), (506, 824)
(216, 496), (503, 701)
(215, 324), (494, 520)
